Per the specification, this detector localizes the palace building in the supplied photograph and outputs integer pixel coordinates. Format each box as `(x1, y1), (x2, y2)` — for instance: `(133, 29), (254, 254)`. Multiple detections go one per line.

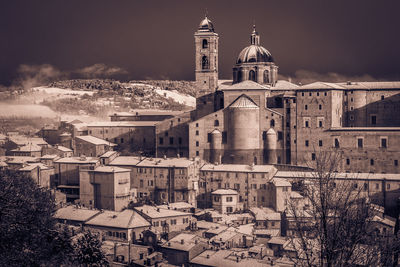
(153, 16), (400, 174)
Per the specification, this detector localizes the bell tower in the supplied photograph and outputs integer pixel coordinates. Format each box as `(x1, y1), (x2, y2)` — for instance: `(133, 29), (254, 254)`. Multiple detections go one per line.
(194, 16), (219, 96)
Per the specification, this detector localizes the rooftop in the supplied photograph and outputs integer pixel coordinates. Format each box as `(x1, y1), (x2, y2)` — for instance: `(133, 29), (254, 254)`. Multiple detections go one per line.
(275, 171), (400, 181)
(111, 110), (183, 116)
(54, 205), (101, 222)
(228, 94), (259, 109)
(100, 151), (118, 158)
(156, 202), (194, 211)
(87, 121), (157, 127)
(161, 233), (206, 251)
(19, 163), (52, 171)
(212, 189), (238, 195)
(75, 135), (116, 146)
(137, 157), (195, 168)
(85, 209), (150, 229)
(55, 145), (73, 152)
(134, 205), (191, 219)
(210, 230), (240, 243)
(250, 207), (281, 221)
(219, 80), (270, 91)
(55, 157), (99, 164)
(108, 156), (142, 166)
(201, 164), (276, 173)
(2, 156), (39, 164)
(93, 166), (130, 173)
(11, 144), (42, 152)
(270, 178), (291, 187)
(298, 81), (400, 91)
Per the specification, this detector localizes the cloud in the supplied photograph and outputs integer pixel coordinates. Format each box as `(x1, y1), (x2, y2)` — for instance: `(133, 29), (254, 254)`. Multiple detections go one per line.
(74, 63), (128, 79)
(15, 64), (65, 89)
(279, 70), (379, 85)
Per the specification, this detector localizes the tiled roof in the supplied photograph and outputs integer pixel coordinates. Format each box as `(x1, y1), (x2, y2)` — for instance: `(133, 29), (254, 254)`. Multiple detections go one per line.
(201, 164), (276, 173)
(11, 144), (42, 152)
(272, 80), (300, 90)
(85, 209), (150, 229)
(137, 157), (194, 168)
(219, 80), (270, 90)
(100, 151), (118, 158)
(270, 178), (291, 187)
(156, 202), (194, 210)
(76, 135), (116, 146)
(19, 163), (52, 171)
(229, 94), (259, 109)
(55, 157), (99, 164)
(211, 189), (238, 195)
(93, 166), (130, 173)
(54, 206), (101, 222)
(111, 110), (183, 116)
(275, 171), (400, 181)
(87, 121), (157, 127)
(134, 205), (191, 219)
(108, 156), (142, 166)
(161, 233), (206, 251)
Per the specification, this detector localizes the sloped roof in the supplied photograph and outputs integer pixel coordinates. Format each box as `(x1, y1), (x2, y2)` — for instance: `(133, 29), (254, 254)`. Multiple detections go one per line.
(11, 144), (42, 152)
(134, 205), (191, 219)
(54, 206), (101, 222)
(93, 166), (130, 173)
(137, 157), (194, 168)
(76, 135), (116, 146)
(19, 163), (52, 171)
(201, 164), (276, 173)
(85, 209), (150, 229)
(109, 156), (142, 166)
(211, 189), (238, 195)
(219, 80), (270, 91)
(228, 94), (259, 109)
(55, 157), (99, 164)
(161, 233), (206, 251)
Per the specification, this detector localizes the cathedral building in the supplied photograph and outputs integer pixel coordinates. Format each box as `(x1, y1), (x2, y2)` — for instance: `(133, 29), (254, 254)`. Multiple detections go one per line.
(155, 16), (400, 174)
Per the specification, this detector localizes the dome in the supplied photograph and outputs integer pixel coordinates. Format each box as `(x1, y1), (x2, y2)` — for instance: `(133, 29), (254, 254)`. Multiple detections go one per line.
(199, 16), (214, 32)
(236, 45), (273, 64)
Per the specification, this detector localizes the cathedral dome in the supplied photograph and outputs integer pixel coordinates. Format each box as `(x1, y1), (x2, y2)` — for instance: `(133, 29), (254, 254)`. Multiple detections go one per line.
(236, 25), (273, 64)
(199, 16), (214, 32)
(237, 45), (273, 64)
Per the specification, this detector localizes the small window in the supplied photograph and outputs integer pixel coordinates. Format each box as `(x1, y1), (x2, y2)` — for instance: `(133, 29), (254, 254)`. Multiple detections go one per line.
(196, 123), (199, 127)
(202, 39), (208, 49)
(395, 160), (398, 166)
(309, 92), (312, 96)
(301, 92), (304, 96)
(319, 140), (323, 147)
(370, 159), (374, 166)
(311, 153), (316, 161)
(305, 104), (308, 110)
(120, 138), (124, 143)
(324, 92), (327, 96)
(371, 115), (377, 125)
(364, 183), (368, 191)
(346, 158), (350, 165)
(196, 141), (199, 147)
(196, 130), (199, 136)
(381, 95), (384, 100)
(169, 137), (174, 145)
(178, 137), (182, 145)
(214, 120), (219, 126)
(357, 138), (363, 148)
(317, 92), (319, 96)
(334, 138), (340, 148)
(159, 137), (164, 145)
(381, 138), (387, 148)
(319, 104), (322, 110)
(319, 120), (323, 128)
(387, 183), (391, 190)
(196, 151), (199, 156)
(305, 140), (309, 147)
(305, 121), (309, 128)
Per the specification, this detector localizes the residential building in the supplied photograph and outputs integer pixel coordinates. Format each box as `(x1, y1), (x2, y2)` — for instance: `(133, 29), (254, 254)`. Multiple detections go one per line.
(74, 135), (116, 157)
(211, 189), (238, 214)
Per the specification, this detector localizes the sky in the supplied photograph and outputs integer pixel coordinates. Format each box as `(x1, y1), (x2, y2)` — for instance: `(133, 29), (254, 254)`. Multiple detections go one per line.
(1, 0), (400, 86)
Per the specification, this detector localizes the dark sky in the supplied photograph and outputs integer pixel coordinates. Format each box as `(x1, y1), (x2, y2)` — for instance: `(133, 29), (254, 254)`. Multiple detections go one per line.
(1, 0), (400, 85)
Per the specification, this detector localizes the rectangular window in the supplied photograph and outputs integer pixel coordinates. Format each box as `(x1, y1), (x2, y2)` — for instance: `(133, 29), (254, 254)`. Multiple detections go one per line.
(311, 153), (316, 161)
(371, 115), (377, 125)
(196, 141), (199, 147)
(196, 151), (199, 156)
(196, 130), (199, 136)
(305, 104), (308, 110)
(222, 131), (227, 144)
(370, 159), (374, 166)
(226, 196), (233, 202)
(319, 120), (323, 127)
(178, 137), (182, 145)
(346, 158), (350, 165)
(305, 140), (309, 147)
(381, 138), (387, 148)
(357, 138), (363, 148)
(319, 104), (322, 110)
(169, 137), (174, 145)
(364, 183), (368, 191)
(278, 131), (283, 140)
(207, 133), (211, 143)
(387, 183), (391, 190)
(334, 138), (339, 148)
(319, 140), (323, 147)
(395, 160), (398, 166)
(159, 137), (164, 145)
(305, 121), (309, 128)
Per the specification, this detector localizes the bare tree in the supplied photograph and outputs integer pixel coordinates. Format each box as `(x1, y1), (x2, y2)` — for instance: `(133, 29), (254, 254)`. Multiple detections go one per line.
(286, 150), (399, 267)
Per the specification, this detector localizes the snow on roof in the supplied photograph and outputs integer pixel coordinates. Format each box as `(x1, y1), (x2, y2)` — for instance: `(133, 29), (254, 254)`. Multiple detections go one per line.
(270, 178), (291, 187)
(87, 121), (157, 127)
(75, 135), (116, 146)
(134, 205), (191, 219)
(201, 164), (275, 173)
(211, 189), (238, 195)
(85, 209), (150, 229)
(108, 156), (142, 166)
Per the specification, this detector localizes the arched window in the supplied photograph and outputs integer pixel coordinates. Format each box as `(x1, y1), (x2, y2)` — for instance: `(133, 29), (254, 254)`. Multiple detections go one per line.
(249, 70), (256, 81)
(254, 157), (257, 165)
(237, 70), (243, 82)
(214, 120), (219, 126)
(202, 39), (208, 49)
(270, 119), (275, 127)
(264, 70), (270, 83)
(202, 56), (209, 70)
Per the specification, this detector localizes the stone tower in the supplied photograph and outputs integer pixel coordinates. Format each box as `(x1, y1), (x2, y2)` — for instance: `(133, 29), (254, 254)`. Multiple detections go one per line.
(194, 16), (219, 96)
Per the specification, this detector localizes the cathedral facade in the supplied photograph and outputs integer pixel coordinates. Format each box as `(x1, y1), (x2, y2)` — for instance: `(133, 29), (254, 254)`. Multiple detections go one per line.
(155, 16), (400, 174)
